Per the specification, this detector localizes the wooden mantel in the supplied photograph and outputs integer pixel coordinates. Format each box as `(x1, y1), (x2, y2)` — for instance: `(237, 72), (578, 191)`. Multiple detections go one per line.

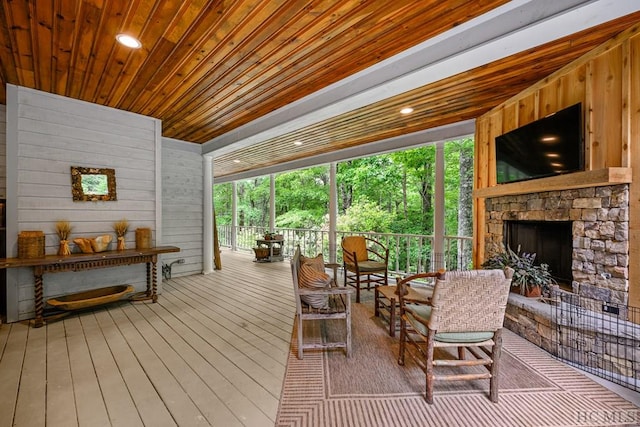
(473, 168), (632, 199)
(0, 246), (180, 327)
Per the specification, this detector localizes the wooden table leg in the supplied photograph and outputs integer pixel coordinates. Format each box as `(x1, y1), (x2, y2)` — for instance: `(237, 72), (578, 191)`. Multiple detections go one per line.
(34, 268), (44, 328)
(145, 262), (152, 297)
(151, 260), (158, 303)
(389, 295), (396, 337)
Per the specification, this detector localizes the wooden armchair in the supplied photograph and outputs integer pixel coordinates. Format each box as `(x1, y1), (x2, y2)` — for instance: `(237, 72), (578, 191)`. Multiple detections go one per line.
(397, 268), (513, 403)
(341, 236), (389, 303)
(291, 246), (354, 359)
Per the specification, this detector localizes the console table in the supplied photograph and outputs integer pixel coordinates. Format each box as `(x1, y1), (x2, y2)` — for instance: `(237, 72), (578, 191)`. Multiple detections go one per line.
(0, 246), (180, 327)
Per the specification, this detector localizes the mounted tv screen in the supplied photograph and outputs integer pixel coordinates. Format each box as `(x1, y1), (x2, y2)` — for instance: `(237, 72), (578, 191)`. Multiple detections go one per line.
(495, 103), (584, 184)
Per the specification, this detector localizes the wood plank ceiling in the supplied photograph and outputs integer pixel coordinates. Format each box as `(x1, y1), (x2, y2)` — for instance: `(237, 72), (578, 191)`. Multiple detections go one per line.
(0, 1), (639, 178)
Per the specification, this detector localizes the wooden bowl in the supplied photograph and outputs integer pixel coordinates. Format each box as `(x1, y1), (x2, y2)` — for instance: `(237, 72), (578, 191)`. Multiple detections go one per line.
(46, 285), (134, 311)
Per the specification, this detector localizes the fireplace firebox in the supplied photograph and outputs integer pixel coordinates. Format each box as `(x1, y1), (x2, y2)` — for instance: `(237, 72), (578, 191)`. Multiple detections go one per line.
(505, 221), (572, 286)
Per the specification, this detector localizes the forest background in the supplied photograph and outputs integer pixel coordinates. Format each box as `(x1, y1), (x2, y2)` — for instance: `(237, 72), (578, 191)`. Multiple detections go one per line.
(213, 138), (474, 243)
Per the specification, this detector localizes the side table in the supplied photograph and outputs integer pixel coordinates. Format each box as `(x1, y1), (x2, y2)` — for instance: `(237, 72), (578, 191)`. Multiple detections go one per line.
(375, 285), (432, 337)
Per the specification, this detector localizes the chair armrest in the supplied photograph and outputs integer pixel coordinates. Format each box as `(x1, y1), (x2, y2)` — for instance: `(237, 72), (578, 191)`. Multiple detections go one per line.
(367, 248), (388, 262)
(298, 287), (354, 296)
(404, 304), (431, 329)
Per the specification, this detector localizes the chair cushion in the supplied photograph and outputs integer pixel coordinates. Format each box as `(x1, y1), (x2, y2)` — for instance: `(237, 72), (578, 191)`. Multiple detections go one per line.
(406, 304), (494, 343)
(298, 263), (331, 308)
(355, 260), (386, 272)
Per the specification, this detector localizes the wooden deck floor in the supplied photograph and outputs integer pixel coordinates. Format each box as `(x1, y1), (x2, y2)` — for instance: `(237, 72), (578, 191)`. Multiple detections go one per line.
(1, 249), (638, 427)
(0, 249), (295, 427)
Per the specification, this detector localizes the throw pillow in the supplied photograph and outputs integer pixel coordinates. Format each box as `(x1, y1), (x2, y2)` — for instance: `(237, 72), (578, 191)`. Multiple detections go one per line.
(298, 263), (331, 309)
(300, 253), (325, 273)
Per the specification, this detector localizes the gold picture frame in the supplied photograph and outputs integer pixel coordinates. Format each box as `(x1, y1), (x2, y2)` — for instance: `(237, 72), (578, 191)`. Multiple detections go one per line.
(71, 166), (117, 201)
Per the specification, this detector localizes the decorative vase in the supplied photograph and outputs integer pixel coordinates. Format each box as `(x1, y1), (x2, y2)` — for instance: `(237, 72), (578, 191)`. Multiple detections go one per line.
(58, 239), (71, 256)
(117, 236), (126, 251)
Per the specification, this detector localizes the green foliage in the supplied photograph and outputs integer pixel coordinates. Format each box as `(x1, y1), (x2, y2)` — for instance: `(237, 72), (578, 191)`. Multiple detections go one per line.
(276, 209), (322, 229)
(482, 245), (557, 295)
(213, 183), (233, 225)
(212, 138), (475, 253)
(337, 198), (393, 233)
(275, 167), (328, 228)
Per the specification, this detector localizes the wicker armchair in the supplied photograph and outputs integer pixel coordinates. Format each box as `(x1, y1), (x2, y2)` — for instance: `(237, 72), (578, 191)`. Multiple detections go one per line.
(291, 246), (354, 359)
(341, 236), (389, 303)
(397, 268), (513, 403)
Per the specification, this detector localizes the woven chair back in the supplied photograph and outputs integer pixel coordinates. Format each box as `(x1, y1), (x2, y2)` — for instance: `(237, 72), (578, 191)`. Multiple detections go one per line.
(428, 269), (511, 333)
(342, 236), (368, 263)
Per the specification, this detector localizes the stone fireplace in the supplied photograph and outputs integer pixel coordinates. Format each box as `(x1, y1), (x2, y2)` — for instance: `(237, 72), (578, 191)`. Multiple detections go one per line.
(484, 184), (629, 305)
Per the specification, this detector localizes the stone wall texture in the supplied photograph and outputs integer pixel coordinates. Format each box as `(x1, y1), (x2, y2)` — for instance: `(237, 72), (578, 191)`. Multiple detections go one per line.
(485, 184), (629, 304)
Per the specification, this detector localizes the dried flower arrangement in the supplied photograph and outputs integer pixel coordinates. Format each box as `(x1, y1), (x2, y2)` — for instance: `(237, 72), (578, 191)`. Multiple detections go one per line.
(55, 221), (72, 241)
(113, 219), (129, 250)
(55, 220), (73, 255)
(113, 219), (129, 237)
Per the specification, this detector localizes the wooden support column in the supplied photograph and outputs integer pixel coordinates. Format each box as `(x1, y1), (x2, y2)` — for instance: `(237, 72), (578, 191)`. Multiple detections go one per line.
(270, 174), (276, 232)
(329, 162), (337, 264)
(231, 181), (238, 251)
(433, 141), (445, 270)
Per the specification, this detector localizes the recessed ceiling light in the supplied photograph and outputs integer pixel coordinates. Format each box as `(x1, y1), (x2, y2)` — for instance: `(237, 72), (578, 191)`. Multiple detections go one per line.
(400, 107), (414, 115)
(233, 159), (241, 163)
(116, 34), (142, 49)
(294, 140), (303, 146)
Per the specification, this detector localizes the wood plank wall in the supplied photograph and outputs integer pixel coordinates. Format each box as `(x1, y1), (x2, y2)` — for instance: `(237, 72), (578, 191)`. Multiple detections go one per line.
(161, 138), (203, 276)
(473, 24), (640, 307)
(5, 85), (162, 322)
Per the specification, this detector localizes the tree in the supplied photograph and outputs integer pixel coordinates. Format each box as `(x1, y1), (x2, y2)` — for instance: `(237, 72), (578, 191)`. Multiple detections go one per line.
(213, 183), (233, 225)
(390, 146), (436, 234)
(275, 166), (329, 228)
(457, 138), (474, 268)
(337, 198), (393, 233)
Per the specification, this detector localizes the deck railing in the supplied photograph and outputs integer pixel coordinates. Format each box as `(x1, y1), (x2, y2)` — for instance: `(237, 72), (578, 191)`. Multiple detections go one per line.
(217, 225), (473, 275)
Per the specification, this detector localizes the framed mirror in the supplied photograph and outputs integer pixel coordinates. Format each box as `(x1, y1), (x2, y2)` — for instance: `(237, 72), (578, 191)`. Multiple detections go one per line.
(71, 166), (117, 201)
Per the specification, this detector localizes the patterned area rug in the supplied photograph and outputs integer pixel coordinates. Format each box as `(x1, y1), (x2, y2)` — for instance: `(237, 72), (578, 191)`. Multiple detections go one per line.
(276, 296), (640, 426)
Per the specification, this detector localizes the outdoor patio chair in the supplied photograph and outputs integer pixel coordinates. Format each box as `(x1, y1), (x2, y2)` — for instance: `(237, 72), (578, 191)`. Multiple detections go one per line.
(341, 236), (389, 303)
(291, 246), (354, 359)
(397, 268), (513, 403)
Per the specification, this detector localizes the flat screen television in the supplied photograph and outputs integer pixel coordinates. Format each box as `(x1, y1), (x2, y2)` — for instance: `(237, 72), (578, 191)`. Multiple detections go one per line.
(495, 103), (584, 184)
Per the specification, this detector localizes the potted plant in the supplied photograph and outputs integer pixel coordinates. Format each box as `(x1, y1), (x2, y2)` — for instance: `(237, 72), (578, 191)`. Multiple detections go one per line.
(482, 244), (557, 297)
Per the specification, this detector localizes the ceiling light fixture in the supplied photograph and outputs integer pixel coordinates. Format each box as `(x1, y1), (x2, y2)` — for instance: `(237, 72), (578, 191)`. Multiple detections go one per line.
(400, 107), (414, 115)
(294, 140), (303, 146)
(116, 34), (142, 49)
(233, 159), (241, 163)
